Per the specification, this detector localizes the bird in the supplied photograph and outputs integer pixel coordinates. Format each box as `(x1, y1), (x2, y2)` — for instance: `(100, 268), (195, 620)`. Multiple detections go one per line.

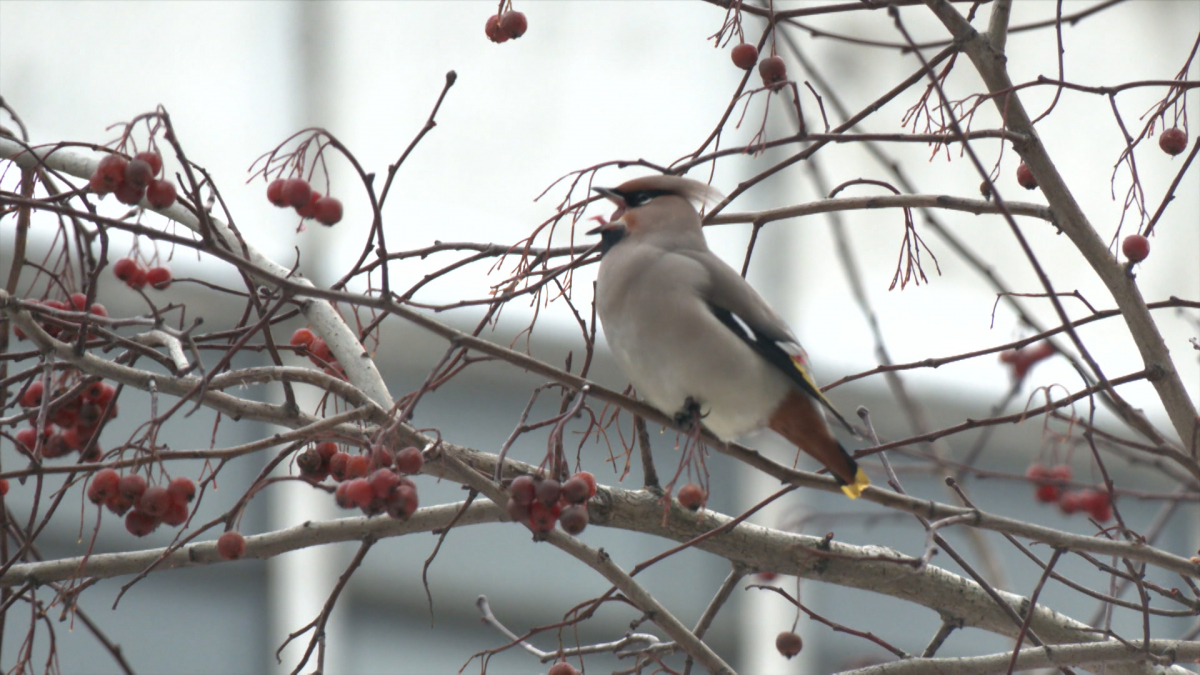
(588, 174), (870, 498)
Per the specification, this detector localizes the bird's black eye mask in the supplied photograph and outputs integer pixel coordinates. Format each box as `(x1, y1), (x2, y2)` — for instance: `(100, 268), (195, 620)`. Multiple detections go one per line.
(613, 189), (673, 207)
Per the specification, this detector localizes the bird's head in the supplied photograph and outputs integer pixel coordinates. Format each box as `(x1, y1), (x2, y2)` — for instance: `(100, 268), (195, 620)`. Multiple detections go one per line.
(587, 175), (723, 254)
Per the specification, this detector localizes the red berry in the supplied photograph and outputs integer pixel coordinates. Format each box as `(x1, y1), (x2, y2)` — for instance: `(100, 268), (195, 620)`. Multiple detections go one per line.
(574, 471), (597, 499)
(528, 501), (559, 534)
(1048, 464), (1072, 484)
(138, 486), (171, 518)
(126, 267), (148, 290)
(15, 427), (38, 453)
(1035, 483), (1061, 503)
(315, 441), (339, 461)
(19, 381), (44, 408)
(313, 197), (343, 226)
(296, 190), (323, 219)
(559, 504), (588, 535)
(1058, 491), (1083, 515)
(329, 452), (351, 482)
(308, 338), (333, 364)
(167, 476), (196, 506)
(281, 178), (312, 209)
(758, 56), (787, 89)
(334, 481), (354, 509)
(113, 258), (139, 283)
(386, 484), (419, 520)
(146, 179), (177, 209)
(369, 468), (401, 500)
(92, 155), (127, 193)
(368, 444), (393, 471)
(547, 663), (580, 675)
(90, 382), (116, 408)
(1016, 162), (1037, 190)
(731, 43), (758, 70)
(114, 179), (146, 206)
(42, 433), (72, 458)
(267, 179), (288, 207)
(394, 446), (424, 475)
(89, 171), (114, 194)
(561, 476), (591, 504)
(88, 468), (121, 504)
(60, 426), (87, 451)
(776, 631), (803, 658)
(506, 497), (530, 523)
(1121, 234), (1149, 263)
(125, 510), (160, 537)
(217, 531), (246, 560)
(69, 293), (88, 311)
(134, 151), (163, 177)
(509, 475), (536, 506)
(124, 159), (154, 190)
(757, 571), (778, 581)
(290, 328), (315, 349)
(105, 492), (134, 516)
(118, 473), (148, 502)
(536, 478), (561, 507)
(485, 14), (509, 43)
(499, 11), (527, 39)
(0, 479), (7, 497)
(1079, 489), (1113, 522)
(146, 266), (172, 290)
(677, 483), (705, 510)
(345, 454), (370, 480)
(161, 500), (189, 527)
(89, 303), (108, 317)
(1024, 463), (1049, 482)
(1159, 127), (1187, 156)
(345, 478), (375, 510)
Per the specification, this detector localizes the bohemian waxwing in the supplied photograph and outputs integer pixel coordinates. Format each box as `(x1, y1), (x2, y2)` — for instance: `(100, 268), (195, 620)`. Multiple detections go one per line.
(588, 175), (870, 498)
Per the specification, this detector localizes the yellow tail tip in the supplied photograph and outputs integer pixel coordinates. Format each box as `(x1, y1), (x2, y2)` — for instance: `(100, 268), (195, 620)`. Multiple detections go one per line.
(839, 468), (871, 499)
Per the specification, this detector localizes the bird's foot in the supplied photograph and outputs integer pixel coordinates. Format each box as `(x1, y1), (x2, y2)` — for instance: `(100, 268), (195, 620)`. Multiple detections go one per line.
(673, 397), (707, 432)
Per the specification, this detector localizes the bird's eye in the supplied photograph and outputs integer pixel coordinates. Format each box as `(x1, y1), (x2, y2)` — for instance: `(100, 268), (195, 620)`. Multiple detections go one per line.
(623, 190), (672, 207)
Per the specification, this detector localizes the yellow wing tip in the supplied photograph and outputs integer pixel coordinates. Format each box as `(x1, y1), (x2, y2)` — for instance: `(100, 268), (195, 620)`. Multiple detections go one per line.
(839, 469), (871, 499)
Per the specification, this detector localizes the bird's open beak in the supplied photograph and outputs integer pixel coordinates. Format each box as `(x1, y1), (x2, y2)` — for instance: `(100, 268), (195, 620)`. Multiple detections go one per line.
(589, 187), (627, 234)
(592, 186), (623, 203)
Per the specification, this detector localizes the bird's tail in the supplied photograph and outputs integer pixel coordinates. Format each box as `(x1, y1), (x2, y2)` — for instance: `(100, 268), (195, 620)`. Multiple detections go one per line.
(768, 391), (870, 499)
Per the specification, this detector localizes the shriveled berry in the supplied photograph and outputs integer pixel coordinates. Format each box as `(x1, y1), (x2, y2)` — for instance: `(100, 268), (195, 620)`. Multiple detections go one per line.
(138, 486), (171, 518)
(88, 468), (121, 504)
(1121, 234), (1149, 263)
(290, 328), (315, 349)
(1159, 127), (1187, 156)
(19, 381), (44, 408)
(281, 178), (312, 209)
(759, 55), (787, 89)
(559, 504), (588, 535)
(124, 159), (154, 190)
(394, 446), (424, 475)
(217, 531), (246, 560)
(125, 510), (160, 537)
(297, 448), (327, 480)
(509, 475), (536, 506)
(776, 631), (803, 658)
(677, 483), (705, 510)
(485, 14), (509, 43)
(561, 476), (591, 504)
(536, 478), (561, 507)
(313, 197), (343, 226)
(499, 11), (527, 39)
(146, 179), (177, 208)
(386, 484), (419, 520)
(134, 151), (163, 177)
(146, 266), (172, 290)
(1016, 162), (1037, 190)
(731, 43), (758, 70)
(167, 476), (196, 506)
(118, 473), (148, 502)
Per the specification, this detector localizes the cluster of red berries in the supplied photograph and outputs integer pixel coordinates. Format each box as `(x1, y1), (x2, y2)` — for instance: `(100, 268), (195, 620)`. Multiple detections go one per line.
(12, 293), (108, 341)
(87, 469), (196, 536)
(113, 258), (172, 291)
(14, 379), (119, 462)
(1158, 127), (1187, 156)
(776, 631), (803, 659)
(296, 441), (423, 520)
(1025, 463), (1112, 522)
(1121, 234), (1150, 264)
(289, 328), (344, 378)
(729, 43), (788, 91)
(89, 152), (176, 208)
(266, 178), (343, 226)
(676, 482), (706, 510)
(998, 341), (1055, 380)
(506, 471), (596, 536)
(484, 11), (526, 43)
